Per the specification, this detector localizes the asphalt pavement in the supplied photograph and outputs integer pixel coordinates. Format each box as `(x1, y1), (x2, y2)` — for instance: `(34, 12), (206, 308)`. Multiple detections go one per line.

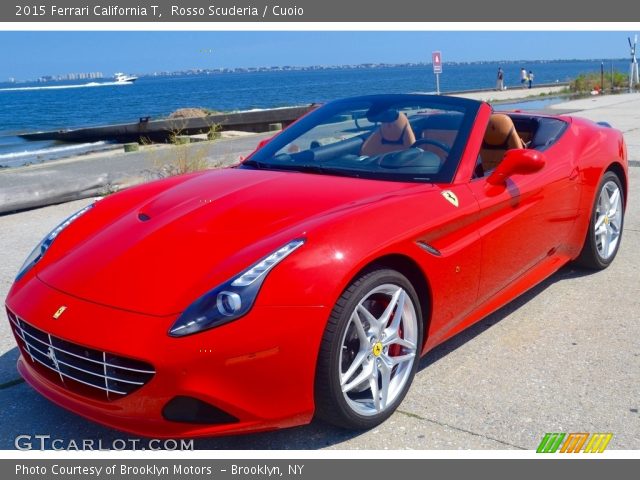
(1, 93), (639, 450)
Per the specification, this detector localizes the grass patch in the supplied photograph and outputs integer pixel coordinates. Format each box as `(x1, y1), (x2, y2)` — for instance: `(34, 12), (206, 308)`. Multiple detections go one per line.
(148, 122), (224, 178)
(570, 70), (634, 93)
(207, 123), (222, 141)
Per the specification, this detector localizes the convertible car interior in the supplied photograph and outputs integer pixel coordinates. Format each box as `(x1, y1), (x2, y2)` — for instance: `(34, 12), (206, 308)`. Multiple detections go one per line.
(411, 110), (568, 179)
(360, 110), (416, 156)
(480, 114), (525, 172)
(473, 112), (569, 177)
(264, 99), (569, 183)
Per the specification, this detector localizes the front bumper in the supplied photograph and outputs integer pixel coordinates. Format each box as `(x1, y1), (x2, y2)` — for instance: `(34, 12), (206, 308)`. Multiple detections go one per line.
(6, 277), (328, 438)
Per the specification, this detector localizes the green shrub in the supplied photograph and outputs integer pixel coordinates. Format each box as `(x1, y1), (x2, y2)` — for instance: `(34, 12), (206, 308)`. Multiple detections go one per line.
(571, 70), (629, 93)
(207, 123), (222, 141)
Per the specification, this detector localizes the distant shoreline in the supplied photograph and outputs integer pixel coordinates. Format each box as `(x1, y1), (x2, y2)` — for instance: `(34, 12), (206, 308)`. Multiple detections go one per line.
(2, 58), (628, 86)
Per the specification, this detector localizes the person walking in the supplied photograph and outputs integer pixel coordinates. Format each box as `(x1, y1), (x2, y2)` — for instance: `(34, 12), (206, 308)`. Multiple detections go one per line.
(496, 67), (504, 91)
(520, 67), (528, 88)
(528, 70), (534, 89)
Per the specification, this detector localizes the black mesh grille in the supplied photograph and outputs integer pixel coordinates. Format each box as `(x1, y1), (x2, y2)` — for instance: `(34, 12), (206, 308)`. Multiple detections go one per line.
(7, 308), (155, 401)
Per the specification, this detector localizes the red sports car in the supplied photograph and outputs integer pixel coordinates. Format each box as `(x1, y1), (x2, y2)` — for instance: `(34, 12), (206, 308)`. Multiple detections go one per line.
(5, 94), (627, 438)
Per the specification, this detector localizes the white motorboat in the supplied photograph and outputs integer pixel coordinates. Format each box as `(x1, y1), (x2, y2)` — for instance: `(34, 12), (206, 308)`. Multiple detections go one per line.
(114, 73), (138, 83)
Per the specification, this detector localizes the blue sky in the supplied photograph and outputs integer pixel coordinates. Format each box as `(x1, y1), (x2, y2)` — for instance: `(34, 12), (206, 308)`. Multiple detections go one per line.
(0, 31), (634, 80)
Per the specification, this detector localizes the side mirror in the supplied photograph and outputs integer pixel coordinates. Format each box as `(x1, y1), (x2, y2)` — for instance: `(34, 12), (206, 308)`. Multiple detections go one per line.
(487, 149), (546, 185)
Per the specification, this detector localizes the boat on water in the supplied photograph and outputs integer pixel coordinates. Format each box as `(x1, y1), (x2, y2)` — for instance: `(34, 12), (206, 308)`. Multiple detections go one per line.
(114, 72), (138, 83)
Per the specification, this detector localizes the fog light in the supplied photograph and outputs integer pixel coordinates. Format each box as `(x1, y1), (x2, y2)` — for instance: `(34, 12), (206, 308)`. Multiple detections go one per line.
(162, 396), (239, 424)
(216, 291), (241, 316)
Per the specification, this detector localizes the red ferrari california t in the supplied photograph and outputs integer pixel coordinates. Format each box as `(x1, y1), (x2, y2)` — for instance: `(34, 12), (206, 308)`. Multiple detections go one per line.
(5, 94), (627, 437)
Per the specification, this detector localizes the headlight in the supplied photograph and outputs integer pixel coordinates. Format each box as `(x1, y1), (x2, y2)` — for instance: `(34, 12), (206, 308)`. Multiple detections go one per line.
(169, 239), (305, 337)
(15, 203), (94, 281)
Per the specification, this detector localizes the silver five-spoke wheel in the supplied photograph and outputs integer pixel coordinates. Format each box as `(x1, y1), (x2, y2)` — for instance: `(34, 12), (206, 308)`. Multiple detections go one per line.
(339, 284), (418, 416)
(315, 269), (423, 429)
(594, 180), (622, 260)
(576, 171), (624, 269)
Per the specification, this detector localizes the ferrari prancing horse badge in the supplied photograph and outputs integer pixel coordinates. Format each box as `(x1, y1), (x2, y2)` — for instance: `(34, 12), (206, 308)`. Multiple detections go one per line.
(441, 190), (459, 207)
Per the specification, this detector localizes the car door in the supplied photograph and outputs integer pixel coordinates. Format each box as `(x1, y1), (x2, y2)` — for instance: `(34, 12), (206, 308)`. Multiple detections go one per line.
(466, 145), (581, 304)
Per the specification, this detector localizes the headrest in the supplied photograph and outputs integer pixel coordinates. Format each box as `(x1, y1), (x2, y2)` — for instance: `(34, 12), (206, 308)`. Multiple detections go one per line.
(484, 114), (516, 146)
(367, 108), (400, 124)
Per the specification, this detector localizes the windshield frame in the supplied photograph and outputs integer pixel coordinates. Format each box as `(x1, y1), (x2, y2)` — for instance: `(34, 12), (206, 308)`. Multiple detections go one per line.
(243, 94), (482, 184)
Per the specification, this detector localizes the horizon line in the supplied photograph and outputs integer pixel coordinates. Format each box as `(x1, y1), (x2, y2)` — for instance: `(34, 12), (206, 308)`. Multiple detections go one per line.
(4, 57), (631, 83)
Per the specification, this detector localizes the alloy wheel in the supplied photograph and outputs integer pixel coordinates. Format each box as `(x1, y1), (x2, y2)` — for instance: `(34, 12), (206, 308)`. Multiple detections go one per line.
(338, 284), (418, 416)
(594, 180), (623, 260)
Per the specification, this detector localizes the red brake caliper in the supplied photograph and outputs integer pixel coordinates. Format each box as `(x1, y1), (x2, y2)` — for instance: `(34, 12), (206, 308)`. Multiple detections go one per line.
(389, 304), (403, 357)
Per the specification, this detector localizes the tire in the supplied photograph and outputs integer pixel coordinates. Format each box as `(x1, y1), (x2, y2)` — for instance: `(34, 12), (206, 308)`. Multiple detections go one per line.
(575, 171), (624, 269)
(314, 268), (424, 430)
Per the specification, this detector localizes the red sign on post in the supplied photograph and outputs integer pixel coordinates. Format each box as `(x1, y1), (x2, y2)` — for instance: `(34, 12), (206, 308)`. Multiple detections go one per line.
(432, 51), (442, 73)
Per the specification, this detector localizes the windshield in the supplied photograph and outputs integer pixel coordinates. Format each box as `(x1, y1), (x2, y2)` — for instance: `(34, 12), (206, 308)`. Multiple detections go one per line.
(243, 94), (481, 183)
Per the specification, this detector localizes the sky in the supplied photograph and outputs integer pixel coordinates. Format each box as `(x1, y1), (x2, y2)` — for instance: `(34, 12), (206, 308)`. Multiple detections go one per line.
(0, 31), (635, 80)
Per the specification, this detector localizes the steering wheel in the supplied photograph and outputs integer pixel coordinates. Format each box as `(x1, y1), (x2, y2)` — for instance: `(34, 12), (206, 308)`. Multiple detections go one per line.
(411, 138), (451, 155)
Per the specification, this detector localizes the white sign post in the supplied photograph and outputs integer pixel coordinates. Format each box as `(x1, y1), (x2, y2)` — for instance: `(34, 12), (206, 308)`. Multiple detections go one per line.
(432, 51), (443, 94)
(629, 35), (639, 92)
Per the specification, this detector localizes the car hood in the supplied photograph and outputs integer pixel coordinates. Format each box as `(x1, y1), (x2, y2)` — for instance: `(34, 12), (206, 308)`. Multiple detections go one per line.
(38, 168), (421, 316)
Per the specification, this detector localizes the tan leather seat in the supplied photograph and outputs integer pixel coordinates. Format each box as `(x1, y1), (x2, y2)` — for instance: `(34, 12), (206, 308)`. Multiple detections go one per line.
(480, 114), (524, 172)
(361, 112), (416, 157)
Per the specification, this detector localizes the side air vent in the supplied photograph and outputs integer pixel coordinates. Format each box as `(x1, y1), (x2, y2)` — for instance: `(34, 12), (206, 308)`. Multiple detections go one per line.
(416, 241), (441, 256)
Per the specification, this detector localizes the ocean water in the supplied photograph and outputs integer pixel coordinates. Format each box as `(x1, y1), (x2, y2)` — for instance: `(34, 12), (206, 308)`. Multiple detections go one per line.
(0, 60), (629, 167)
